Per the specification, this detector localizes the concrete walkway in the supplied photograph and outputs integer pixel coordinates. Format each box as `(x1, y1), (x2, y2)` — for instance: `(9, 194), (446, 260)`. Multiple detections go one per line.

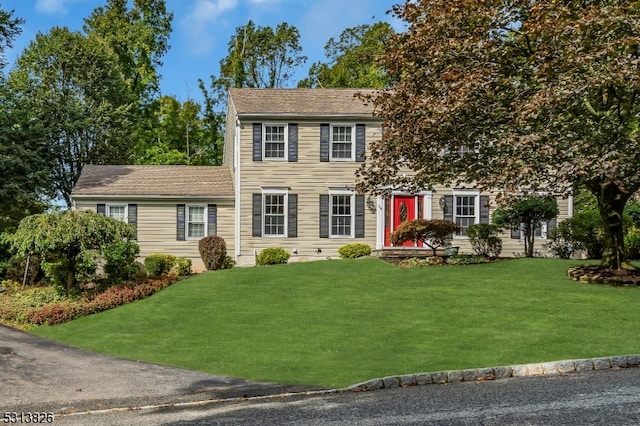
(0, 325), (323, 414)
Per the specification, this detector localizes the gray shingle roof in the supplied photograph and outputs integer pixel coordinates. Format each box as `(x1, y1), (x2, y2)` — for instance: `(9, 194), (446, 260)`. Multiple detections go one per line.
(72, 165), (234, 198)
(228, 88), (378, 117)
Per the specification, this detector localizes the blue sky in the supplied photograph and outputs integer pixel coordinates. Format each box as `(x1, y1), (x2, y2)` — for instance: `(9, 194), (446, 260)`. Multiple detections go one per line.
(6, 0), (403, 103)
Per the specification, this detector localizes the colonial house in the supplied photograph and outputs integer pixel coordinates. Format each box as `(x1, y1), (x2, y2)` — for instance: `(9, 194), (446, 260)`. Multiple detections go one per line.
(71, 88), (572, 270)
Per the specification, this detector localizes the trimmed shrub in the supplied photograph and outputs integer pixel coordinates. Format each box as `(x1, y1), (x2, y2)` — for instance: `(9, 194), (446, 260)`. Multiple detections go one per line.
(144, 254), (167, 277)
(199, 236), (229, 271)
(467, 224), (502, 257)
(338, 243), (372, 259)
(41, 260), (68, 290)
(256, 247), (291, 266)
(103, 240), (140, 283)
(171, 257), (192, 276)
(564, 210), (604, 259)
(625, 228), (640, 260)
(546, 221), (576, 259)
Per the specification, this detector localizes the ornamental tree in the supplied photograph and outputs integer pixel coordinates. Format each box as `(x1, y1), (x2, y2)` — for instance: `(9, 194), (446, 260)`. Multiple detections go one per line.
(4, 210), (136, 294)
(357, 0), (640, 269)
(492, 195), (558, 257)
(390, 219), (460, 256)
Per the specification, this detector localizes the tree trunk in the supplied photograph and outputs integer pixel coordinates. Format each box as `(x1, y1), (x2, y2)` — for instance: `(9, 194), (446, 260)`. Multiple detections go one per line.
(593, 182), (631, 270)
(524, 224), (534, 257)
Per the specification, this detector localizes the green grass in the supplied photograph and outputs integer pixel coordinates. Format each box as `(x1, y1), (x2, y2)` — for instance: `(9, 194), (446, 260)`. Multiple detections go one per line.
(33, 258), (640, 388)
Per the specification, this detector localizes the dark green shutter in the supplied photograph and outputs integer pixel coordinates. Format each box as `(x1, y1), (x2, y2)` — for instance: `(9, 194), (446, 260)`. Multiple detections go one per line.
(128, 204), (137, 239)
(320, 124), (330, 162)
(97, 204), (106, 215)
(355, 195), (365, 238)
(355, 124), (366, 162)
(443, 195), (453, 222)
(288, 194), (297, 238)
(479, 196), (490, 224)
(176, 204), (186, 241)
(252, 194), (262, 237)
(207, 204), (217, 236)
(288, 124), (298, 162)
(253, 123), (262, 161)
(319, 194), (329, 238)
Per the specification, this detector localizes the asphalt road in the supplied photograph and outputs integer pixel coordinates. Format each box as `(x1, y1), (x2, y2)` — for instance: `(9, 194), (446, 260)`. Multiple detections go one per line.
(54, 368), (640, 425)
(4, 323), (640, 425)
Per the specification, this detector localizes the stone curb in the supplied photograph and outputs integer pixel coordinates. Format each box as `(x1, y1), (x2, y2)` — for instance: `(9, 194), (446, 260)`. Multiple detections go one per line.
(346, 354), (640, 392)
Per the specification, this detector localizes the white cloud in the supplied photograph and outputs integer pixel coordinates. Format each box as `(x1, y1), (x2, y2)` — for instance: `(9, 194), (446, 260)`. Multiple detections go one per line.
(34, 0), (79, 16)
(181, 0), (239, 55)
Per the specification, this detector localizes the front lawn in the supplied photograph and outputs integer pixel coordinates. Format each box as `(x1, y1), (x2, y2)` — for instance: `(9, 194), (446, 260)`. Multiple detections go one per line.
(33, 258), (640, 388)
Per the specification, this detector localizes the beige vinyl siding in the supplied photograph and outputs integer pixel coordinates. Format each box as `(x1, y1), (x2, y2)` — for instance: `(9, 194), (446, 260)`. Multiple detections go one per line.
(236, 120), (381, 265)
(75, 199), (235, 272)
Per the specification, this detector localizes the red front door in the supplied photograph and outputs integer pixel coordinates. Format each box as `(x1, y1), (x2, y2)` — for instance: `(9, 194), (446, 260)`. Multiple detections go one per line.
(384, 195), (422, 247)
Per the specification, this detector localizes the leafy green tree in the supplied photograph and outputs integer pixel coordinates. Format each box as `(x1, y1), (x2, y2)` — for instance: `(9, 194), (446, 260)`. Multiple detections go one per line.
(298, 22), (394, 88)
(218, 20), (306, 89)
(0, 2), (23, 69)
(8, 27), (136, 207)
(4, 210), (136, 294)
(358, 0), (640, 269)
(134, 96), (223, 165)
(83, 0), (172, 101)
(492, 195), (558, 257)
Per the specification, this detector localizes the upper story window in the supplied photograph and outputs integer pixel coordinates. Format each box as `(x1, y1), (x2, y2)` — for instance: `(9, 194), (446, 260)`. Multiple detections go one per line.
(331, 125), (355, 161)
(263, 124), (287, 160)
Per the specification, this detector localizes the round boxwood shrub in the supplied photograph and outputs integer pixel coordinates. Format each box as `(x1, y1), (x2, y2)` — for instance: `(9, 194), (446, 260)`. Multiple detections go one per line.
(338, 243), (372, 259)
(144, 254), (167, 277)
(171, 257), (192, 276)
(256, 247), (290, 266)
(103, 240), (140, 283)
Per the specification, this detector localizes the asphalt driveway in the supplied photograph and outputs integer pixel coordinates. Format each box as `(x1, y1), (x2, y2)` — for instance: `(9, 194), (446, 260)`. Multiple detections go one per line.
(0, 324), (323, 414)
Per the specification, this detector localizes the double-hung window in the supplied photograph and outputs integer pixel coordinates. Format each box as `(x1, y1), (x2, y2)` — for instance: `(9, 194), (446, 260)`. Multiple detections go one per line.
(453, 191), (480, 237)
(331, 125), (355, 161)
(187, 205), (206, 239)
(330, 191), (354, 237)
(263, 192), (287, 237)
(263, 124), (287, 160)
(106, 204), (127, 222)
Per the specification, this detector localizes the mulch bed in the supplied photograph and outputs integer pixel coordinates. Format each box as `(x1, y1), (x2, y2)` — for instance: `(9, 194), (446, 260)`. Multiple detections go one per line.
(568, 265), (640, 286)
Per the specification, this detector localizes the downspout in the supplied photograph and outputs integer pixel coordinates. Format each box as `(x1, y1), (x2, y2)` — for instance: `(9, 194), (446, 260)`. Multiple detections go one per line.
(234, 119), (241, 260)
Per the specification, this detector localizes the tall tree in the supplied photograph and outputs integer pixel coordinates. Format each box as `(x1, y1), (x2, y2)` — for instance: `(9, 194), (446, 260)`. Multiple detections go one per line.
(83, 0), (173, 102)
(298, 22), (395, 88)
(358, 0), (640, 270)
(134, 95), (223, 165)
(218, 20), (306, 89)
(8, 28), (135, 207)
(0, 2), (22, 69)
(0, 5), (48, 233)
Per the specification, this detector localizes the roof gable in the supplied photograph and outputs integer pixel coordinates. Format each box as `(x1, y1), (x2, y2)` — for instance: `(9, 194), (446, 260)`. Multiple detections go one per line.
(72, 165), (234, 198)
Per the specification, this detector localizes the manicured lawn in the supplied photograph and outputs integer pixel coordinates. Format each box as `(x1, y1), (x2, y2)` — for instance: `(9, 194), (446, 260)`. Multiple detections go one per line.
(33, 258), (640, 388)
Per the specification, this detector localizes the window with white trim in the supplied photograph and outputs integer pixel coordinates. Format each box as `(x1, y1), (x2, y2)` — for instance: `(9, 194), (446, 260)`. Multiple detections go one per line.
(330, 191), (354, 237)
(106, 204), (127, 222)
(453, 191), (480, 237)
(331, 125), (355, 161)
(263, 193), (287, 236)
(263, 124), (287, 160)
(187, 205), (206, 239)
